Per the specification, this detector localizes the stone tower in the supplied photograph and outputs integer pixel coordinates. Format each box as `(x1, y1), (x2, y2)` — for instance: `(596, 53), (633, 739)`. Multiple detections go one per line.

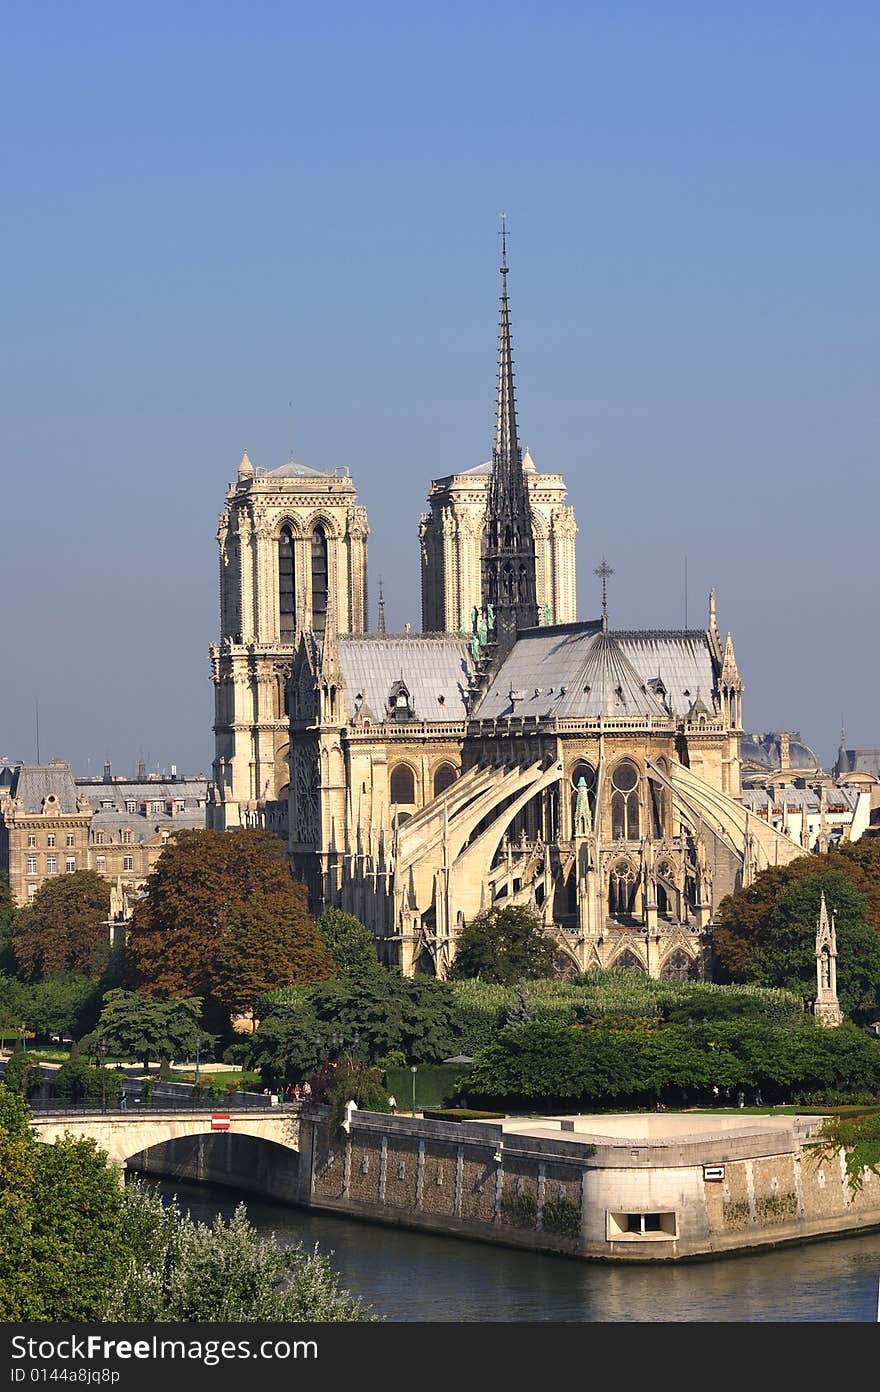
(420, 453), (577, 634)
(480, 220), (539, 652)
(208, 451), (369, 832)
(814, 891), (843, 1027)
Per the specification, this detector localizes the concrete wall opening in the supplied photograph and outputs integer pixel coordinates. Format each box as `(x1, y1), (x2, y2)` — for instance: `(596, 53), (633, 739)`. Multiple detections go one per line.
(607, 1210), (677, 1240)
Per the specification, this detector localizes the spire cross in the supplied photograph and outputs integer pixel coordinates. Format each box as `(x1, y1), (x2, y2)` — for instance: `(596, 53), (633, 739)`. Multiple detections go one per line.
(499, 211), (508, 272)
(594, 558), (613, 632)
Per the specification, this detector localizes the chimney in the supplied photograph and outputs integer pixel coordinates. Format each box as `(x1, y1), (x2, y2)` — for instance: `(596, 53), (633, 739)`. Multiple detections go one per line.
(171, 763), (177, 781)
(103, 760), (112, 784)
(137, 759), (146, 781)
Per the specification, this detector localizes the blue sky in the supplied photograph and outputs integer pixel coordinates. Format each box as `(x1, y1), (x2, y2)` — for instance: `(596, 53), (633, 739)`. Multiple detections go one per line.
(2, 2), (878, 775)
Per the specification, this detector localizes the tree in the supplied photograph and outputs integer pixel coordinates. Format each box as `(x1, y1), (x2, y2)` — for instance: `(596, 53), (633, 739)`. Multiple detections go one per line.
(716, 865), (880, 1021)
(212, 889), (333, 1025)
(0, 876), (16, 973)
(0, 1083), (130, 1321)
(0, 1085), (374, 1322)
(12, 871), (110, 980)
(127, 830), (326, 1013)
(108, 1183), (375, 1321)
(450, 905), (558, 985)
(90, 989), (208, 1072)
(317, 907), (380, 977)
(250, 972), (460, 1081)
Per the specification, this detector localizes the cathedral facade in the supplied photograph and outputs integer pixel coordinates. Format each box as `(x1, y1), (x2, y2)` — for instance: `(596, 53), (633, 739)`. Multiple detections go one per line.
(209, 233), (805, 978)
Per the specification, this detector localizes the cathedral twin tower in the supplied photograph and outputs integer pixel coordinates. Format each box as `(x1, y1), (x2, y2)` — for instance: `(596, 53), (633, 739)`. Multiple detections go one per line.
(209, 237), (577, 833)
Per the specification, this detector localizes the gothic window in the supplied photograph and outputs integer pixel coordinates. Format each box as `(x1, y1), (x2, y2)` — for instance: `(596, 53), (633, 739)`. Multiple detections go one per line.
(608, 860), (637, 917)
(660, 949), (694, 981)
(570, 761), (597, 824)
(311, 526), (328, 633)
(433, 763), (457, 797)
(279, 526), (296, 643)
(610, 760), (640, 840)
(614, 947), (644, 973)
(390, 764), (415, 805)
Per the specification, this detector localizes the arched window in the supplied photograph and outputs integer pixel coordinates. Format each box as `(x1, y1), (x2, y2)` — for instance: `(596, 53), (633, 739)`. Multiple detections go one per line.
(608, 860), (637, 917)
(390, 764), (416, 805)
(433, 763), (457, 797)
(570, 761), (597, 827)
(311, 525), (328, 632)
(279, 526), (296, 642)
(610, 760), (640, 840)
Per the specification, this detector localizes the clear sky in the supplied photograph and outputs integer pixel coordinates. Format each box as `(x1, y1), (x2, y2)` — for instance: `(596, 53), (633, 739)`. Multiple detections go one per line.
(2, 2), (878, 776)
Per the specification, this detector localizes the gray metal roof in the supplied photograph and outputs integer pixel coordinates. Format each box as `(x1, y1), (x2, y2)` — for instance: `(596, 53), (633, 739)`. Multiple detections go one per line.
(8, 763), (80, 814)
(742, 786), (858, 815)
(79, 780), (206, 808)
(90, 808), (206, 839)
(338, 634), (471, 722)
(741, 732), (821, 771)
(474, 625), (717, 721)
(836, 749), (880, 778)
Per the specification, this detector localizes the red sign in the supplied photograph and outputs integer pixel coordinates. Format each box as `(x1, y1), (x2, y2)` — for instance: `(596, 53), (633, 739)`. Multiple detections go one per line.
(211, 1114), (231, 1131)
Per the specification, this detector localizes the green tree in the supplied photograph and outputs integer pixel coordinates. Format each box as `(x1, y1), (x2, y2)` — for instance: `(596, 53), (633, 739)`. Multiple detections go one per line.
(2, 1048), (39, 1095)
(89, 989), (208, 1072)
(52, 1056), (121, 1104)
(450, 905), (558, 985)
(717, 868), (880, 1020)
(317, 907), (380, 977)
(0, 1084), (130, 1321)
(0, 876), (16, 973)
(108, 1183), (375, 1321)
(12, 871), (110, 980)
(251, 972), (459, 1081)
(212, 889), (333, 1026)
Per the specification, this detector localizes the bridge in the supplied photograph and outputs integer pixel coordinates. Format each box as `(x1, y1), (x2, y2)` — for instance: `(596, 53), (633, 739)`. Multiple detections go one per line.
(31, 1106), (308, 1204)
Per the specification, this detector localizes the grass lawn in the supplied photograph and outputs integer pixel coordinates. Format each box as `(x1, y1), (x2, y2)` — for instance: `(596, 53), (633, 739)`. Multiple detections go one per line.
(170, 1069), (260, 1086)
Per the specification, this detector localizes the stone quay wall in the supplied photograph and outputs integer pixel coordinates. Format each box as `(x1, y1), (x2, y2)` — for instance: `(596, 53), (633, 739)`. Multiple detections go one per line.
(299, 1111), (880, 1261)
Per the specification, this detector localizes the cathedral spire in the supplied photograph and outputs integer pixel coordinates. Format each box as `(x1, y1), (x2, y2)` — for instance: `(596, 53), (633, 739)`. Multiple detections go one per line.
(377, 579), (386, 635)
(482, 215), (539, 650)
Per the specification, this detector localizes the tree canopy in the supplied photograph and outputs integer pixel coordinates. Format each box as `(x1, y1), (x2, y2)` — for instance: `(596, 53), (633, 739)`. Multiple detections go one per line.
(127, 829), (331, 1012)
(88, 989), (208, 1071)
(715, 849), (880, 1021)
(0, 1083), (374, 1321)
(317, 906), (380, 978)
(450, 905), (558, 985)
(251, 971), (459, 1081)
(12, 871), (110, 980)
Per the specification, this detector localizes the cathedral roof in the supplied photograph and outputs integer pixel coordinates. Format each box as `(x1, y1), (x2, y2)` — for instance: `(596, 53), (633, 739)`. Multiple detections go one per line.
(337, 634), (471, 723)
(474, 624), (717, 722)
(264, 461), (338, 478)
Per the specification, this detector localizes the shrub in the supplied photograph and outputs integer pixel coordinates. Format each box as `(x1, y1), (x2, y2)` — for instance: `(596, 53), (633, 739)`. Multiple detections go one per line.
(421, 1108), (506, 1122)
(500, 1192), (538, 1227)
(541, 1197), (581, 1238)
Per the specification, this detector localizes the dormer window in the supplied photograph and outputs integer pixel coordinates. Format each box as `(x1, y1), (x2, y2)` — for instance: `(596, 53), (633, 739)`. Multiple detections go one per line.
(388, 679), (413, 720)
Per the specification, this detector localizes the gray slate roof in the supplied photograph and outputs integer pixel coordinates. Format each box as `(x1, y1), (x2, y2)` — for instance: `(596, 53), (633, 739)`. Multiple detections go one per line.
(743, 786), (858, 815)
(80, 780), (206, 810)
(9, 763), (79, 814)
(338, 634), (471, 723)
(474, 624), (717, 721)
(836, 749), (880, 778)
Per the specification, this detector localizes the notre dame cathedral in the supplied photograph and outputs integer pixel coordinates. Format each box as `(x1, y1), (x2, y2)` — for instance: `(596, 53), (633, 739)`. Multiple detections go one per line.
(208, 231), (803, 979)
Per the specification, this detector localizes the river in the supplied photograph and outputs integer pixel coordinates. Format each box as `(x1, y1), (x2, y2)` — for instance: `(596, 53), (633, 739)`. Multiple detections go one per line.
(138, 1176), (880, 1322)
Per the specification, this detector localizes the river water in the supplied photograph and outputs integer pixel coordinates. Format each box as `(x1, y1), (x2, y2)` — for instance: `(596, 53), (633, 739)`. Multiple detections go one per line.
(141, 1177), (880, 1322)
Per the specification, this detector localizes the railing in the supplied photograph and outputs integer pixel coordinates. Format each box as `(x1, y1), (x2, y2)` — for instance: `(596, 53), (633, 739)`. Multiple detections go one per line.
(29, 1100), (298, 1119)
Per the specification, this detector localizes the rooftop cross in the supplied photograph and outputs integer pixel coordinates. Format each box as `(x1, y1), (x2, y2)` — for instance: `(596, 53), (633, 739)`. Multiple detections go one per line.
(594, 558), (613, 632)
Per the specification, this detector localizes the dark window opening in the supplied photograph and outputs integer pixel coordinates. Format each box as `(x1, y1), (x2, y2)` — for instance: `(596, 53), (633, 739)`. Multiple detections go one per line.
(279, 527), (296, 643)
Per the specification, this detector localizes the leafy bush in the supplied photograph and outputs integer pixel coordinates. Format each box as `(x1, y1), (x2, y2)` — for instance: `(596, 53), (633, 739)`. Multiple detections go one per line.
(500, 1192), (538, 1227)
(541, 1197), (581, 1238)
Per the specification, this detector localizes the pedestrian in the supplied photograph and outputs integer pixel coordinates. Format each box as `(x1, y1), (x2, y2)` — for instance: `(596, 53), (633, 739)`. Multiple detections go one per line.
(754, 1089), (763, 1107)
(388, 1094), (397, 1116)
(737, 1089), (745, 1109)
(302, 1081), (312, 1102)
(293, 1082), (302, 1102)
(711, 1085), (720, 1105)
(119, 1088), (128, 1112)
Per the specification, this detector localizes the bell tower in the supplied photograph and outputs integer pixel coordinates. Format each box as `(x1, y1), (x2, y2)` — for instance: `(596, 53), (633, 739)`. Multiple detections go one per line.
(209, 452), (369, 832)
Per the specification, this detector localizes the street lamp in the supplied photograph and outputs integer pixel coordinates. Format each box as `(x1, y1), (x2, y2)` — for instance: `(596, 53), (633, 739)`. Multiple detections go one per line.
(410, 1064), (417, 1116)
(98, 1038), (107, 1113)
